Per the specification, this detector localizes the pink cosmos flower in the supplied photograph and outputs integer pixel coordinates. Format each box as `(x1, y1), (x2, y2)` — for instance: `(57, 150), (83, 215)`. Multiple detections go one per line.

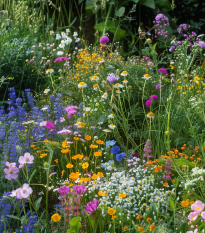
(19, 184), (33, 199)
(4, 166), (19, 180)
(100, 36), (109, 45)
(146, 100), (152, 107)
(6, 161), (16, 168)
(188, 212), (199, 221)
(45, 121), (56, 131)
(18, 153), (34, 165)
(150, 95), (158, 100)
(201, 211), (205, 219)
(191, 200), (205, 213)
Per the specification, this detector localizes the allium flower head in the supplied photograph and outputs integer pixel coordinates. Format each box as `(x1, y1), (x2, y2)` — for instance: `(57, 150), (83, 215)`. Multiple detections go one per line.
(150, 95), (158, 100)
(146, 100), (152, 107)
(58, 186), (70, 195)
(100, 36), (109, 45)
(158, 68), (168, 75)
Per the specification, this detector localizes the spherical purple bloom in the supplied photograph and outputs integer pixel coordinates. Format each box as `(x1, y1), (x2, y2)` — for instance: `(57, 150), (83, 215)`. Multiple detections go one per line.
(100, 36), (109, 45)
(158, 68), (168, 75)
(169, 46), (175, 52)
(73, 184), (87, 195)
(156, 84), (161, 89)
(132, 152), (139, 158)
(196, 41), (205, 48)
(54, 57), (69, 63)
(107, 73), (120, 84)
(85, 199), (99, 215)
(58, 186), (70, 195)
(150, 95), (158, 100)
(45, 121), (56, 131)
(146, 100), (152, 107)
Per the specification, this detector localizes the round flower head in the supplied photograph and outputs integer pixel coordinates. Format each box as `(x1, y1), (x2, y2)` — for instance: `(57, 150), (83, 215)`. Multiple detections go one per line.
(158, 68), (168, 75)
(156, 84), (162, 89)
(146, 100), (152, 107)
(188, 212), (199, 222)
(100, 36), (109, 45)
(142, 74), (151, 80)
(78, 82), (87, 88)
(191, 200), (205, 213)
(58, 186), (70, 195)
(147, 112), (154, 119)
(19, 183), (33, 199)
(73, 184), (87, 195)
(150, 95), (158, 100)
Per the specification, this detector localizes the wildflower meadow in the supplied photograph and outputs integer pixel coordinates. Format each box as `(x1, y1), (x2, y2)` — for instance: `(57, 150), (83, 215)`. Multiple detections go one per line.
(1, 0), (205, 232)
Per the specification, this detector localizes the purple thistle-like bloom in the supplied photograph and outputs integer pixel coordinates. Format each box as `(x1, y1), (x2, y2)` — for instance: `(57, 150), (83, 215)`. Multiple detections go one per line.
(107, 73), (120, 84)
(150, 95), (158, 100)
(158, 68), (168, 75)
(196, 41), (205, 48)
(132, 152), (139, 158)
(54, 57), (69, 63)
(45, 121), (56, 131)
(156, 84), (162, 89)
(169, 46), (175, 52)
(146, 100), (152, 107)
(85, 199), (99, 215)
(73, 184), (87, 195)
(100, 36), (109, 45)
(58, 186), (70, 195)
(65, 106), (78, 118)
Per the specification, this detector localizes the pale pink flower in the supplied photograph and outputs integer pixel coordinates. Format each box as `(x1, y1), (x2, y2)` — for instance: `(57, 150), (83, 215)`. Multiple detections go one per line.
(19, 184), (33, 199)
(191, 200), (205, 213)
(40, 121), (47, 126)
(57, 129), (72, 134)
(19, 152), (34, 165)
(4, 167), (19, 180)
(201, 211), (205, 219)
(188, 212), (199, 221)
(6, 161), (16, 168)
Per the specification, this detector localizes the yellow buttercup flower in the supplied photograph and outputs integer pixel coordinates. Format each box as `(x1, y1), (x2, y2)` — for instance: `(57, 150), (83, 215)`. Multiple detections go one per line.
(51, 213), (61, 222)
(107, 208), (115, 215)
(82, 162), (89, 169)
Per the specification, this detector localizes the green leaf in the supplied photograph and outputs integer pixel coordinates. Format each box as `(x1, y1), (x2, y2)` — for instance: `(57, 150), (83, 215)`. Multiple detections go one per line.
(67, 217), (82, 233)
(110, 27), (126, 42)
(29, 169), (36, 183)
(155, 0), (171, 8)
(94, 20), (118, 32)
(170, 195), (175, 211)
(153, 42), (157, 51)
(85, 0), (97, 10)
(176, 222), (187, 233)
(175, 158), (195, 168)
(115, 7), (125, 17)
(35, 197), (42, 212)
(140, 0), (155, 9)
(199, 223), (205, 231)
(173, 178), (179, 189)
(78, 0), (84, 4)
(6, 215), (21, 221)
(142, 204), (158, 224)
(158, 158), (166, 165)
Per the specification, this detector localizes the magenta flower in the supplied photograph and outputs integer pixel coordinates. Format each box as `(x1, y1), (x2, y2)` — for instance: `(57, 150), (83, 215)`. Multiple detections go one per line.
(73, 184), (87, 195)
(146, 100), (152, 107)
(158, 68), (168, 75)
(188, 212), (199, 222)
(100, 36), (109, 45)
(65, 106), (78, 118)
(45, 121), (56, 131)
(156, 84), (162, 89)
(54, 57), (69, 63)
(85, 199), (99, 215)
(58, 186), (70, 195)
(191, 200), (205, 213)
(4, 166), (19, 180)
(18, 152), (34, 165)
(150, 95), (158, 100)
(107, 73), (120, 84)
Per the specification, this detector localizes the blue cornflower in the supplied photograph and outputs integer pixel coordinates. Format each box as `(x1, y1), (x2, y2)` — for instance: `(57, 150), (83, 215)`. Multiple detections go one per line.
(105, 140), (116, 148)
(110, 145), (120, 154)
(116, 152), (126, 161)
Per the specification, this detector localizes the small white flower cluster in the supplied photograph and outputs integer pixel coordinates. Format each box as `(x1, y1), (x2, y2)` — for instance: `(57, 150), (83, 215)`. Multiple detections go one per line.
(87, 165), (170, 217)
(184, 167), (205, 189)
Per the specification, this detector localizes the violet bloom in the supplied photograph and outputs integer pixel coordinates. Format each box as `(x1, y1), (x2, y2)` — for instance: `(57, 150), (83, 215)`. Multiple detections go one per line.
(107, 73), (120, 84)
(58, 186), (70, 195)
(156, 84), (162, 89)
(150, 95), (158, 100)
(73, 184), (87, 195)
(196, 41), (205, 48)
(45, 121), (56, 131)
(132, 152), (139, 158)
(158, 68), (168, 75)
(100, 36), (109, 45)
(65, 106), (78, 118)
(4, 166), (19, 180)
(54, 57), (69, 63)
(163, 159), (171, 180)
(85, 199), (99, 215)
(169, 46), (175, 52)
(142, 139), (153, 158)
(146, 100), (152, 107)
(57, 129), (72, 135)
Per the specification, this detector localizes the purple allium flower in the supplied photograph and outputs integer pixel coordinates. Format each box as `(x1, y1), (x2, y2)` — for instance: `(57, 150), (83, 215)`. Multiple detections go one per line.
(107, 73), (120, 84)
(146, 100), (152, 107)
(100, 36), (109, 45)
(54, 57), (70, 63)
(84, 199), (99, 215)
(158, 68), (168, 75)
(58, 186), (70, 195)
(73, 184), (87, 195)
(45, 121), (56, 131)
(150, 95), (158, 100)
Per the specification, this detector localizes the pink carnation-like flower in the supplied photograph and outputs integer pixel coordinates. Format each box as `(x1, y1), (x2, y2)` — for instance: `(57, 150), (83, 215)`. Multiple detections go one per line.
(58, 186), (70, 195)
(4, 166), (19, 180)
(45, 121), (56, 131)
(73, 184), (87, 195)
(191, 200), (205, 213)
(100, 36), (109, 45)
(146, 100), (152, 107)
(188, 212), (199, 221)
(150, 95), (158, 100)
(158, 68), (168, 75)
(65, 106), (78, 118)
(85, 199), (99, 215)
(54, 57), (69, 63)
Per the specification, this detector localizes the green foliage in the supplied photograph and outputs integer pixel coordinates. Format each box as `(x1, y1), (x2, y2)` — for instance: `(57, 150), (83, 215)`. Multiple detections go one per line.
(67, 217), (82, 233)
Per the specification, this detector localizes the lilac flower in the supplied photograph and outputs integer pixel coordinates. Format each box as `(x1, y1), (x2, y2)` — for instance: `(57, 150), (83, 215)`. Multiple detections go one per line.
(196, 41), (205, 48)
(146, 100), (152, 107)
(54, 57), (69, 63)
(142, 139), (153, 159)
(84, 199), (99, 215)
(57, 129), (72, 134)
(153, 14), (169, 38)
(73, 184), (87, 195)
(163, 159), (171, 180)
(100, 36), (109, 45)
(4, 166), (19, 180)
(156, 84), (162, 89)
(158, 68), (168, 75)
(58, 186), (70, 195)
(45, 121), (56, 131)
(107, 73), (120, 84)
(65, 106), (78, 118)
(169, 46), (175, 52)
(150, 95), (158, 100)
